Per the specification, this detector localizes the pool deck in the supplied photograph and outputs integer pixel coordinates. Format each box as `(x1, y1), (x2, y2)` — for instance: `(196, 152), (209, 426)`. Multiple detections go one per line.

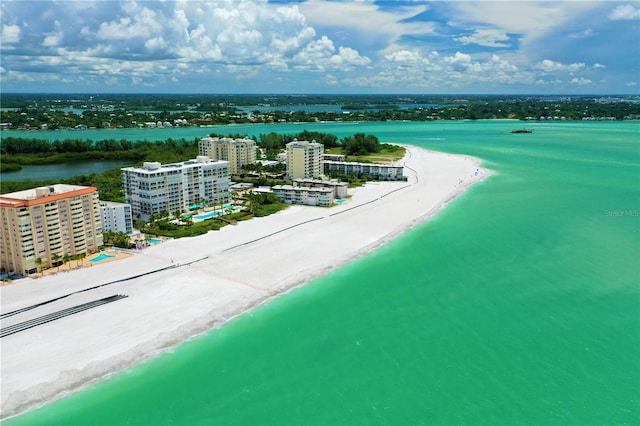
(29, 250), (131, 278)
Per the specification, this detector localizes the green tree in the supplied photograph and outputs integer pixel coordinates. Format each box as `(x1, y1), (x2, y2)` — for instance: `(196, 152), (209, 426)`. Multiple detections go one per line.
(51, 253), (61, 272)
(35, 257), (42, 277)
(341, 133), (380, 156)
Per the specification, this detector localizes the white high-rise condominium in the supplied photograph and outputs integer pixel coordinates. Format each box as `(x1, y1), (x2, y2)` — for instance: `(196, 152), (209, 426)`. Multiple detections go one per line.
(100, 201), (134, 234)
(122, 156), (230, 220)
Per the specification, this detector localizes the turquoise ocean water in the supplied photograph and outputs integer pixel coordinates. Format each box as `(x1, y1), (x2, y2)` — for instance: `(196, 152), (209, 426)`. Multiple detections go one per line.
(5, 121), (639, 425)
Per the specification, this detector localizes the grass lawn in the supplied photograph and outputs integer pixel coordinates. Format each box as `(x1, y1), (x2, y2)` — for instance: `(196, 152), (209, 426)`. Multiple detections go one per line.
(326, 144), (405, 163)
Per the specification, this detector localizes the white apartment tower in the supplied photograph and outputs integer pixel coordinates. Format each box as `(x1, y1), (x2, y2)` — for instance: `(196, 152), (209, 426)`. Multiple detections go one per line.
(122, 156), (230, 220)
(100, 201), (134, 234)
(286, 140), (324, 179)
(0, 184), (103, 276)
(198, 137), (257, 174)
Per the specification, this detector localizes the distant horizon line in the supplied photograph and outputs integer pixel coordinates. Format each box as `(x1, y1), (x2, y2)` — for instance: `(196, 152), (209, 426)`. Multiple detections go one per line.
(2, 92), (638, 97)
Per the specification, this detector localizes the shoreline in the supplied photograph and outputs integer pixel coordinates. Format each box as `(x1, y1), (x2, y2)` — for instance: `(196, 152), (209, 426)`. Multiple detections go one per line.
(0, 146), (492, 420)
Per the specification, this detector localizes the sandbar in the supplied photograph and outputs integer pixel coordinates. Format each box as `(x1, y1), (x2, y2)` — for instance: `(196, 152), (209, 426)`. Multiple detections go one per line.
(0, 146), (491, 419)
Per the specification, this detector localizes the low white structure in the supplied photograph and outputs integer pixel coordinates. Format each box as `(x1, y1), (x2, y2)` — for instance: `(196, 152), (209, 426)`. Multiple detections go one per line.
(324, 161), (404, 181)
(272, 185), (334, 207)
(100, 201), (134, 234)
(323, 153), (345, 162)
(293, 178), (348, 199)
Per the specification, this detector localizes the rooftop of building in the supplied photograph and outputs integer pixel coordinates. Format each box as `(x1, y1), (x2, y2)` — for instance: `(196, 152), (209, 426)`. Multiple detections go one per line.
(200, 136), (256, 144)
(100, 201), (131, 208)
(293, 178), (348, 187)
(0, 184), (97, 207)
(272, 185), (333, 193)
(323, 160), (403, 167)
(286, 139), (323, 147)
(122, 156), (229, 173)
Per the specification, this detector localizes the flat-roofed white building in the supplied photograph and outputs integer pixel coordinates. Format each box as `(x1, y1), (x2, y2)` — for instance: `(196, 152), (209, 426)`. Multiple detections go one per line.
(324, 161), (404, 181)
(323, 153), (345, 162)
(272, 185), (334, 207)
(286, 140), (324, 179)
(100, 201), (133, 234)
(0, 184), (103, 276)
(293, 178), (348, 199)
(198, 137), (256, 174)
(122, 156), (229, 221)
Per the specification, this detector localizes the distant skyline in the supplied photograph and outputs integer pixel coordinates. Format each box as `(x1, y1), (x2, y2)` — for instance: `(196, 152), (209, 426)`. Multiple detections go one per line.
(1, 1), (638, 94)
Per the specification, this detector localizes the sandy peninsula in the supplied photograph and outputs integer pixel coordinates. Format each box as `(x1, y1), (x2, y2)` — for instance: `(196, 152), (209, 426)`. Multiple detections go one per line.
(0, 146), (491, 419)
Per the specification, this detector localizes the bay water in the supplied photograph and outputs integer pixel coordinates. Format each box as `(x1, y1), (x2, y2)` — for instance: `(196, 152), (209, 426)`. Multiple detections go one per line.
(5, 121), (639, 425)
(1, 161), (133, 182)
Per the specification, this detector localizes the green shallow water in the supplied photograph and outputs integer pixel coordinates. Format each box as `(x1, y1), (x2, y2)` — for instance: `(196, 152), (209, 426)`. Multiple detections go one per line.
(7, 121), (640, 425)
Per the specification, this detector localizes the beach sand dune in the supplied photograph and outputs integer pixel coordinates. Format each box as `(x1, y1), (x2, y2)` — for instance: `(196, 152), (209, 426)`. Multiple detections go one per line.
(0, 147), (491, 419)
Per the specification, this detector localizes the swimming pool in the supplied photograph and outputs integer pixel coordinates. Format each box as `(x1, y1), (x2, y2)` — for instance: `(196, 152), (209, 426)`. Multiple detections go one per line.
(90, 253), (116, 263)
(193, 211), (222, 220)
(335, 199), (346, 204)
(148, 238), (162, 244)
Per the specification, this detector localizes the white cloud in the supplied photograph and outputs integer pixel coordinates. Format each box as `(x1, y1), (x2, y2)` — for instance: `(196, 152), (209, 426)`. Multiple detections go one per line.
(627, 81), (638, 86)
(43, 34), (61, 47)
(292, 36), (370, 72)
(449, 1), (600, 52)
(444, 51), (472, 71)
(455, 29), (510, 47)
(0, 0), (632, 93)
(571, 77), (592, 85)
(2, 24), (21, 44)
(355, 50), (526, 91)
(299, 0), (433, 49)
(608, 4), (640, 20)
(569, 28), (596, 39)
(536, 59), (586, 73)
(322, 74), (338, 85)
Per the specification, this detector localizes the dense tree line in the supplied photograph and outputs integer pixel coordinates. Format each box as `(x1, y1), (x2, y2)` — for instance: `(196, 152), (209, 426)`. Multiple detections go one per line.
(341, 133), (380, 155)
(1, 137), (198, 160)
(3, 95), (639, 130)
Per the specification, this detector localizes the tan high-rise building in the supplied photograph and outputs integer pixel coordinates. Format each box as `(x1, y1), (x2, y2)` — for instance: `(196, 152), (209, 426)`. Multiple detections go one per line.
(286, 140), (324, 179)
(198, 137), (256, 174)
(0, 184), (103, 276)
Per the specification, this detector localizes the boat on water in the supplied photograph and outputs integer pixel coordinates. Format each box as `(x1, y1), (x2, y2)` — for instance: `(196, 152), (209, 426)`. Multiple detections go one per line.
(511, 128), (533, 134)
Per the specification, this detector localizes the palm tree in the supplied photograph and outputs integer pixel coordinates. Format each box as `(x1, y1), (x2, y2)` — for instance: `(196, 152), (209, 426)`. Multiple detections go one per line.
(75, 253), (85, 268)
(35, 257), (42, 277)
(51, 253), (61, 273)
(63, 253), (70, 271)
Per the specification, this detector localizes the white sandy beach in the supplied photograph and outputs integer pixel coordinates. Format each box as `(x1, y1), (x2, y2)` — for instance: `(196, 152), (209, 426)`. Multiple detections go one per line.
(0, 146), (491, 419)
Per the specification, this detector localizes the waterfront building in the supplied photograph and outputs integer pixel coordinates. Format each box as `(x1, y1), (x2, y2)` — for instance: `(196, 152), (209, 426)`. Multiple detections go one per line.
(293, 178), (348, 199)
(323, 161), (404, 181)
(100, 201), (134, 234)
(198, 137), (257, 175)
(0, 184), (103, 276)
(323, 153), (345, 162)
(272, 185), (334, 207)
(286, 140), (324, 179)
(122, 156), (230, 221)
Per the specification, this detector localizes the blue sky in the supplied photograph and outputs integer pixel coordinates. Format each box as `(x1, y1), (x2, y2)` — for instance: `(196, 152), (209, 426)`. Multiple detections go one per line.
(1, 0), (638, 94)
